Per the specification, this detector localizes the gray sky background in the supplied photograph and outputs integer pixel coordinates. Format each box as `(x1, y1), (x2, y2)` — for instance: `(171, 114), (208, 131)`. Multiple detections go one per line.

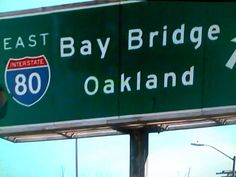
(0, 0), (93, 12)
(1, 125), (236, 177)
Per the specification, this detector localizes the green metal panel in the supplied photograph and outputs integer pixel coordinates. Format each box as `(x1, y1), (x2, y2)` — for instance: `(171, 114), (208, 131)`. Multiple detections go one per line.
(119, 2), (205, 115)
(203, 3), (236, 107)
(0, 1), (236, 130)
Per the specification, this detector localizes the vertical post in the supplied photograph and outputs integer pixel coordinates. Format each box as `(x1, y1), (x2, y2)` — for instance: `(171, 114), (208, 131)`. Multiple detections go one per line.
(232, 156), (235, 177)
(130, 129), (149, 177)
(75, 138), (78, 177)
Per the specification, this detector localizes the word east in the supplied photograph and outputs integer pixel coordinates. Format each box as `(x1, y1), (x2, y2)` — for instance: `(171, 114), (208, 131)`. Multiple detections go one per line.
(2, 33), (49, 50)
(84, 66), (195, 96)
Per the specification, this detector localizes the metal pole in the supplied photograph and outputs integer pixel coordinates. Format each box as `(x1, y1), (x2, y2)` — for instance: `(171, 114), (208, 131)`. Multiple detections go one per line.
(191, 143), (235, 176)
(130, 129), (149, 177)
(206, 145), (233, 161)
(75, 138), (78, 177)
(232, 156), (235, 177)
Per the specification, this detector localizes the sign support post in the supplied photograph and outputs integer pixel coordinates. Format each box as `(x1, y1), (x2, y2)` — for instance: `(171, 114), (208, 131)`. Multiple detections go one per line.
(129, 129), (149, 177)
(75, 138), (78, 177)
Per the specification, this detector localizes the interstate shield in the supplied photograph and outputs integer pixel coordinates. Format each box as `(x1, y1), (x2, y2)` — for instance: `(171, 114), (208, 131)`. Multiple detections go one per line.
(5, 55), (51, 107)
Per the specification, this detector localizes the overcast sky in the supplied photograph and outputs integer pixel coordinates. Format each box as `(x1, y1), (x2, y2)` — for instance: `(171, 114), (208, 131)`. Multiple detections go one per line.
(0, 1), (236, 177)
(0, 0), (93, 12)
(1, 125), (236, 177)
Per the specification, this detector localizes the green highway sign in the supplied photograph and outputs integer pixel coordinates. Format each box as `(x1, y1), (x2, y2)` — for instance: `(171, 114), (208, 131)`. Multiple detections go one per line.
(1, 1), (236, 134)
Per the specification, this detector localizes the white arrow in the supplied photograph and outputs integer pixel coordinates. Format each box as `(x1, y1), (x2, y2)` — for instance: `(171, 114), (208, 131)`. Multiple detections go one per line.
(225, 37), (236, 69)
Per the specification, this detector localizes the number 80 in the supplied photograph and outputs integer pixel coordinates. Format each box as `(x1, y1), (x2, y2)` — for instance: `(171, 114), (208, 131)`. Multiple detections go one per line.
(15, 73), (41, 96)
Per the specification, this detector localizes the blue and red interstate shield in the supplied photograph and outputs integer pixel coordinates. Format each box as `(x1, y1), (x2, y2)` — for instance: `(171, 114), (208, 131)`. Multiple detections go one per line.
(5, 55), (51, 107)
